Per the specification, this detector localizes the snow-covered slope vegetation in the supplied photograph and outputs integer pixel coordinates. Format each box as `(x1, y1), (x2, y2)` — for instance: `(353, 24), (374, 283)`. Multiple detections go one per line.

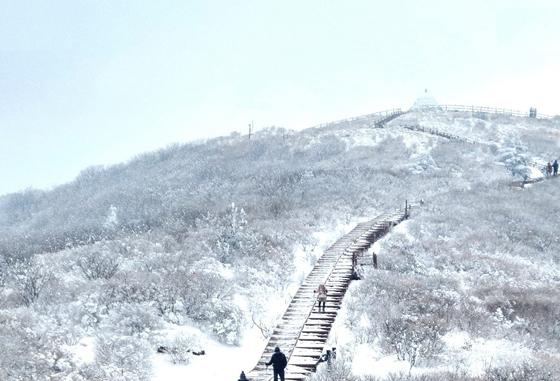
(0, 110), (559, 380)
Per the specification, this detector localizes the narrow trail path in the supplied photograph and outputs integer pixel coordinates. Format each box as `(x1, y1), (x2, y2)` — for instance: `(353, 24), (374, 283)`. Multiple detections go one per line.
(246, 208), (409, 381)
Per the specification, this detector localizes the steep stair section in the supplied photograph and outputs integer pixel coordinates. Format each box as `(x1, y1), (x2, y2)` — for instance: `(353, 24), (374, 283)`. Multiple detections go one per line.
(247, 209), (409, 381)
(373, 110), (406, 128)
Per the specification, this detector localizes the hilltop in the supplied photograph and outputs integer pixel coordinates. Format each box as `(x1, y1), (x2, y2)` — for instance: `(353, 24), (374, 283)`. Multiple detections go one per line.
(0, 108), (559, 381)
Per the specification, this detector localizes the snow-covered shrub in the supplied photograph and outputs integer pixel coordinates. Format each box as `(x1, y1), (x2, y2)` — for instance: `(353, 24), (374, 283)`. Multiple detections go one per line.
(381, 317), (445, 368)
(102, 303), (161, 336)
(484, 361), (558, 381)
(86, 335), (152, 381)
(496, 138), (532, 179)
(309, 351), (356, 381)
(166, 334), (203, 365)
(480, 285), (560, 348)
(100, 271), (159, 309)
(380, 235), (426, 274)
(203, 301), (244, 345)
(0, 309), (75, 381)
(306, 134), (347, 162)
(77, 249), (120, 280)
(9, 259), (54, 306)
(76, 289), (108, 329)
(196, 204), (281, 264)
(454, 296), (493, 335)
(360, 372), (477, 381)
(0, 255), (7, 287)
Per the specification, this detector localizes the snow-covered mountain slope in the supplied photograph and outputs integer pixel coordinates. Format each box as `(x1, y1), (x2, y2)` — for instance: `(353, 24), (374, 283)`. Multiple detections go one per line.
(0, 109), (559, 381)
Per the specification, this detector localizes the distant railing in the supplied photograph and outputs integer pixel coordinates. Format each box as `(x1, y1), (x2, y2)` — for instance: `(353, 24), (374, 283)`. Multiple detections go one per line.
(416, 104), (555, 120)
(309, 104), (556, 131)
(310, 108), (403, 129)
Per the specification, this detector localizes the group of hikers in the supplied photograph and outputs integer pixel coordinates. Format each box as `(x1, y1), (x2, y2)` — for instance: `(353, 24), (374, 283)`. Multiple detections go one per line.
(546, 160), (559, 177)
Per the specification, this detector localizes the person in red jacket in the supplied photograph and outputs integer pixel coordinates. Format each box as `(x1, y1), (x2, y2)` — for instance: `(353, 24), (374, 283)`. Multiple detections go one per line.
(315, 284), (328, 312)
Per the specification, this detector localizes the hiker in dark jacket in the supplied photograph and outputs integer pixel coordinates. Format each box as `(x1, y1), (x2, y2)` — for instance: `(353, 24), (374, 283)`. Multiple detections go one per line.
(554, 160), (559, 176)
(266, 346), (287, 381)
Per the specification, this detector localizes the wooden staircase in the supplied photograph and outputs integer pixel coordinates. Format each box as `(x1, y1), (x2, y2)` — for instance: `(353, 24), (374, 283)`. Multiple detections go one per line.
(373, 110), (405, 128)
(246, 209), (409, 381)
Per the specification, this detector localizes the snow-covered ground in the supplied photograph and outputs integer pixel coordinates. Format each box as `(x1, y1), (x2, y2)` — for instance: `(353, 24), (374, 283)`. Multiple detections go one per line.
(151, 324), (264, 381)
(149, 218), (363, 380)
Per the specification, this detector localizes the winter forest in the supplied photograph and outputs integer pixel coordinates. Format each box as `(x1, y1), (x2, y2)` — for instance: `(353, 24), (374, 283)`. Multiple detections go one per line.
(1, 108), (560, 381)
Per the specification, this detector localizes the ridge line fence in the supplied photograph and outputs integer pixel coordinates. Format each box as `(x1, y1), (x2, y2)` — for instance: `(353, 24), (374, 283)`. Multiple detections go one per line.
(310, 104), (556, 131)
(418, 104), (555, 119)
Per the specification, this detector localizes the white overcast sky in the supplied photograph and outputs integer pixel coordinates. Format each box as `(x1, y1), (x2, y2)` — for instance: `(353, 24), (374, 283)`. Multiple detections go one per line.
(1, 0), (560, 195)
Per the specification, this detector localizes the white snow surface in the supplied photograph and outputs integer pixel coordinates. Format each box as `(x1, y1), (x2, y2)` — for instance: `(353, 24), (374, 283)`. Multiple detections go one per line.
(152, 324), (264, 381)
(66, 337), (95, 366)
(441, 331), (534, 377)
(410, 94), (439, 110)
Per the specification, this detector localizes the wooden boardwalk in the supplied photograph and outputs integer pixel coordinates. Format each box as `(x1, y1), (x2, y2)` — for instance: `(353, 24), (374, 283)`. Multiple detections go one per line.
(246, 209), (409, 381)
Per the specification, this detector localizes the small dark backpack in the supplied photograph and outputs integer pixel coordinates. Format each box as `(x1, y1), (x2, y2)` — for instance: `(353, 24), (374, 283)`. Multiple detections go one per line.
(280, 353), (287, 369)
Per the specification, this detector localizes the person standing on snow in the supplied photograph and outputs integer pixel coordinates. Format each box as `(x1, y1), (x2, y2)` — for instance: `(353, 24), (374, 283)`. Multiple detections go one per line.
(315, 284), (328, 312)
(266, 346), (288, 381)
(546, 161), (553, 177)
(352, 251), (359, 269)
(553, 160), (558, 176)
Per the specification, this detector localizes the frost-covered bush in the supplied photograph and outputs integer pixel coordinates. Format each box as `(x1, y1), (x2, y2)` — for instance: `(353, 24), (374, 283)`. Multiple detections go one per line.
(77, 249), (120, 280)
(484, 361), (559, 381)
(100, 271), (160, 309)
(102, 303), (161, 336)
(309, 351), (356, 381)
(202, 301), (244, 345)
(76, 289), (109, 329)
(360, 372), (478, 381)
(195, 203), (285, 264)
(165, 334), (203, 365)
(8, 259), (54, 306)
(0, 255), (7, 287)
(85, 335), (152, 381)
(0, 309), (76, 381)
(496, 138), (532, 179)
(480, 285), (560, 348)
(179, 269), (231, 318)
(381, 317), (445, 368)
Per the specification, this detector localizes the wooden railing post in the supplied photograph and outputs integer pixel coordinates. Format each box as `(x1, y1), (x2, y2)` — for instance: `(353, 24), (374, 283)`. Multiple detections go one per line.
(405, 199), (408, 219)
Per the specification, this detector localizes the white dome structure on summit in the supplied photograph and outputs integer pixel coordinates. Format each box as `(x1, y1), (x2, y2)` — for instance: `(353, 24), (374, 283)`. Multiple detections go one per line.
(411, 89), (440, 110)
